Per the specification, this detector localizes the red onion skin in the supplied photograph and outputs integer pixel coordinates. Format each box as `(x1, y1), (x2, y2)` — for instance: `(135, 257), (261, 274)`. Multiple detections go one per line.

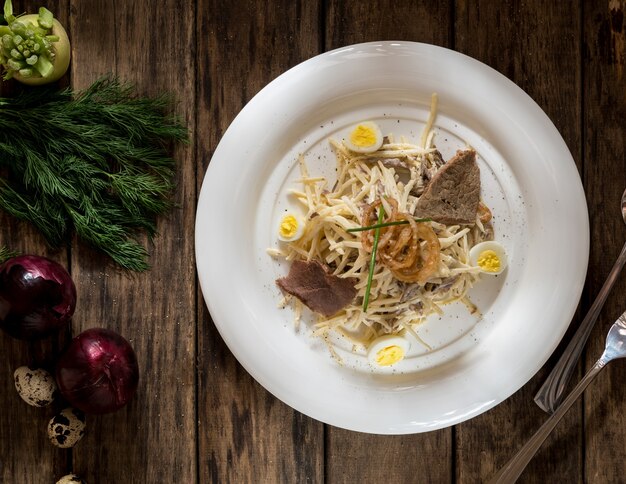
(56, 328), (139, 415)
(0, 255), (76, 340)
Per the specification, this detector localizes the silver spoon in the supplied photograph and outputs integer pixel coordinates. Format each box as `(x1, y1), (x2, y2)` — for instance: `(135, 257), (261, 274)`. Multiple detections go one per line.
(534, 188), (626, 413)
(490, 308), (626, 483)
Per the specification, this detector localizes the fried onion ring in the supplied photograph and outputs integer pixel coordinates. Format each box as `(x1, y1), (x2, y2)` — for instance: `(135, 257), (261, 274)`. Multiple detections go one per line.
(390, 222), (440, 284)
(360, 198), (441, 284)
(361, 199), (398, 252)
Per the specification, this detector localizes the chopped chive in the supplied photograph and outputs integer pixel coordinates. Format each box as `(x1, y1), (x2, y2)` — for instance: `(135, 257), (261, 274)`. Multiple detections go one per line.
(348, 217), (432, 233)
(363, 205), (385, 312)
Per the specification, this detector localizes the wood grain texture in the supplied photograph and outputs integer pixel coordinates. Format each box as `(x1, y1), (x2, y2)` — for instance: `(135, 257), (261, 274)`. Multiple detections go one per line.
(325, 0), (452, 50)
(454, 1), (584, 482)
(3, 1), (626, 482)
(195, 1), (324, 482)
(323, 2), (453, 483)
(68, 0), (197, 482)
(326, 0), (452, 47)
(583, 1), (626, 483)
(0, 3), (72, 482)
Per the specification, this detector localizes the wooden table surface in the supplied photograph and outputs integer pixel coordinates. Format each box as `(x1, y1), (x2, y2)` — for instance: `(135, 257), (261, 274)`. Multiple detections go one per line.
(1, 0), (626, 482)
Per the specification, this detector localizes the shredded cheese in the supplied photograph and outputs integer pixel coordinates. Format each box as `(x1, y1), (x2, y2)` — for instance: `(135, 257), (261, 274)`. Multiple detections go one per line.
(273, 94), (492, 351)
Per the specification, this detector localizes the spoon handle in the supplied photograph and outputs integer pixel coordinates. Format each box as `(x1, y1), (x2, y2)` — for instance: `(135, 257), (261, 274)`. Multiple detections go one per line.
(534, 239), (626, 413)
(490, 358), (608, 483)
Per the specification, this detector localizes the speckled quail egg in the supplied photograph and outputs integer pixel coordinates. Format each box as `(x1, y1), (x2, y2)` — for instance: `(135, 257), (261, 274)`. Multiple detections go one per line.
(277, 212), (306, 242)
(469, 241), (508, 275)
(344, 121), (384, 154)
(56, 474), (86, 484)
(48, 407), (86, 448)
(14, 366), (57, 407)
(367, 334), (411, 367)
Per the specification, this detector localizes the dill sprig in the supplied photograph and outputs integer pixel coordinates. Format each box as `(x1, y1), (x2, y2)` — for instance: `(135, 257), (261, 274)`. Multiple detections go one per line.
(0, 246), (17, 263)
(0, 77), (188, 270)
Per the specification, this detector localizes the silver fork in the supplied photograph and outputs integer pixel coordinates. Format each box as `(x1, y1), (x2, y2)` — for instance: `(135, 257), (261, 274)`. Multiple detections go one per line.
(490, 309), (626, 483)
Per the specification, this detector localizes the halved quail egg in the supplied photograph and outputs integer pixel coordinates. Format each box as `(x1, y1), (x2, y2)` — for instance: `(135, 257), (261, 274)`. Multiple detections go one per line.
(469, 241), (508, 275)
(344, 121), (384, 154)
(367, 334), (411, 367)
(277, 213), (305, 242)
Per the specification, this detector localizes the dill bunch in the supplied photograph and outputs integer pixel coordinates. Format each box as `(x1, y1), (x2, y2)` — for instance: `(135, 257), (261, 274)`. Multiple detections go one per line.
(0, 77), (188, 271)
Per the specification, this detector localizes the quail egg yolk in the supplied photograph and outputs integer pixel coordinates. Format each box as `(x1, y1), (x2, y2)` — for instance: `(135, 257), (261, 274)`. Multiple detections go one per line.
(280, 215), (298, 238)
(374, 345), (406, 366)
(367, 334), (411, 367)
(351, 125), (377, 147)
(477, 249), (501, 273)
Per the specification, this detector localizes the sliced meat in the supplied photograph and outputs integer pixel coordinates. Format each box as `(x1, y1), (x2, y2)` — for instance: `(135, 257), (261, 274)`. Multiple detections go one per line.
(414, 149), (480, 224)
(276, 260), (358, 317)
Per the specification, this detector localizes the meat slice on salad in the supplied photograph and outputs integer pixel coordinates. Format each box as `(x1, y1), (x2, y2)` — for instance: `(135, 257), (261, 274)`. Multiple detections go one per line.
(276, 259), (358, 317)
(414, 149), (480, 224)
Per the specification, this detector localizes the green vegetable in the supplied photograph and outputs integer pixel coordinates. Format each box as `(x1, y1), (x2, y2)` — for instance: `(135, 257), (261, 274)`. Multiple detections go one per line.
(0, 77), (188, 271)
(0, 1), (70, 83)
(347, 217), (432, 233)
(363, 205), (385, 312)
(2, 0), (12, 23)
(0, 246), (17, 263)
(37, 7), (53, 29)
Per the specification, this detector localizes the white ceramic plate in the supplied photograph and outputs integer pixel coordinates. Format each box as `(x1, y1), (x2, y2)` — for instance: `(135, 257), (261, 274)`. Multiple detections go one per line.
(195, 41), (589, 434)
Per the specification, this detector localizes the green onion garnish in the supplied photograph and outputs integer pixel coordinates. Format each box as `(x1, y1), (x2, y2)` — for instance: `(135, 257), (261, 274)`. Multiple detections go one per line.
(348, 217), (432, 233)
(363, 205), (385, 312)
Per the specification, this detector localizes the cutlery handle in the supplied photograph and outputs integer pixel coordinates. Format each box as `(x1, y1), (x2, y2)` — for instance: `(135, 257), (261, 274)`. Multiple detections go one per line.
(490, 359), (606, 484)
(534, 240), (626, 413)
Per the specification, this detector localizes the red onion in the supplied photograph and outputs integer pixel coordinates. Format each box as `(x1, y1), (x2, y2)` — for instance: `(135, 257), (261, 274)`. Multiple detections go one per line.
(55, 328), (139, 414)
(0, 255), (76, 340)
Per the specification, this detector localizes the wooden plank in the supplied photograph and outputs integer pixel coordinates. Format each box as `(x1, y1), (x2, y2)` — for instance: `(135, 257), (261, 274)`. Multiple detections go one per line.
(0, 2), (73, 482)
(323, 2), (453, 483)
(68, 0), (197, 482)
(195, 1), (324, 482)
(454, 1), (583, 482)
(0, 232), (69, 482)
(583, 1), (626, 482)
